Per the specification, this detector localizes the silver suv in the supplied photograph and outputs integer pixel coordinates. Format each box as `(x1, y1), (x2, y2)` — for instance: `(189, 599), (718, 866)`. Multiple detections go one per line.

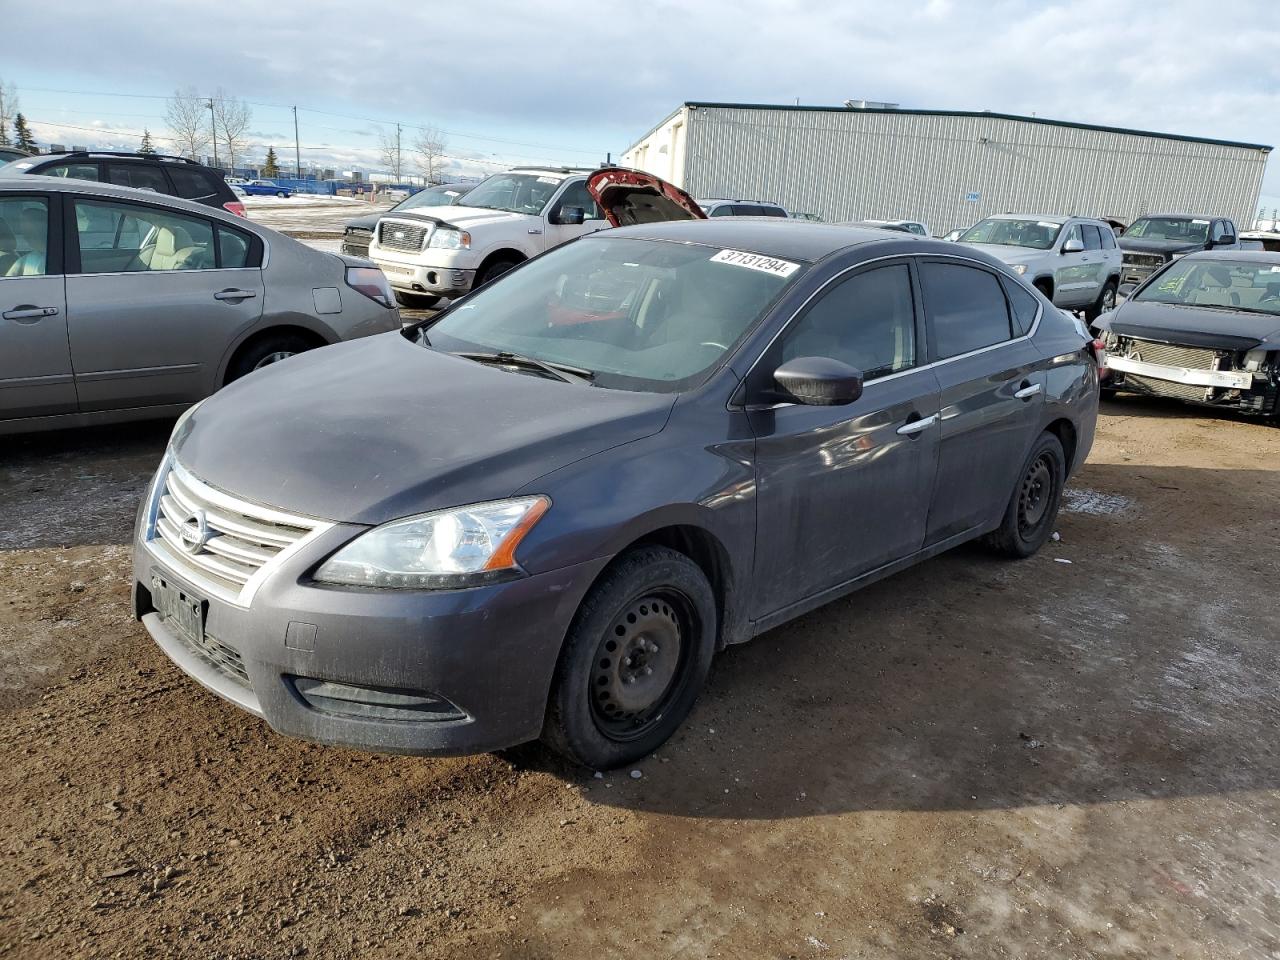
(958, 214), (1123, 320)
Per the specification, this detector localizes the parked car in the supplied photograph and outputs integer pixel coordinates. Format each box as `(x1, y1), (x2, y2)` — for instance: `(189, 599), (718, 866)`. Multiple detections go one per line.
(0, 146), (34, 165)
(790, 211), (823, 222)
(698, 198), (789, 218)
(342, 182), (473, 260)
(1097, 250), (1280, 418)
(958, 214), (1122, 321)
(367, 166), (701, 307)
(0, 176), (399, 435)
(0, 150), (246, 216)
(225, 177), (249, 186)
(1118, 214), (1239, 291)
(860, 218), (930, 236)
(241, 179), (292, 197)
(1239, 231), (1280, 253)
(133, 211), (1098, 769)
(941, 228), (967, 242)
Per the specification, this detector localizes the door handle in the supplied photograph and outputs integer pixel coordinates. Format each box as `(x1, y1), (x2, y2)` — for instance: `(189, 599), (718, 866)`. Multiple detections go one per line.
(214, 289), (257, 301)
(3, 305), (59, 322)
(1014, 382), (1042, 400)
(896, 413), (938, 437)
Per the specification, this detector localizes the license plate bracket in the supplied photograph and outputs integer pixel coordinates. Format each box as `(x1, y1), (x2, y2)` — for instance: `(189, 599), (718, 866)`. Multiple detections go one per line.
(151, 576), (206, 647)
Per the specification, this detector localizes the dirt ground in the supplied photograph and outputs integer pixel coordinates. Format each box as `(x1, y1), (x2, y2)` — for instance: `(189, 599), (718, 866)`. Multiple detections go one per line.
(2, 396), (1279, 960)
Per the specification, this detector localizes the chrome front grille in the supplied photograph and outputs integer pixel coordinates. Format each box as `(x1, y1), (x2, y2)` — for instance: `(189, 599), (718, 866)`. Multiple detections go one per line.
(378, 219), (429, 252)
(144, 459), (330, 606)
(1121, 253), (1165, 283)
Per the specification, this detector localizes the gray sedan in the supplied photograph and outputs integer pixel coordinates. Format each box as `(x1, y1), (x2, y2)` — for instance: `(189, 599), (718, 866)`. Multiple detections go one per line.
(133, 219), (1100, 769)
(0, 176), (400, 435)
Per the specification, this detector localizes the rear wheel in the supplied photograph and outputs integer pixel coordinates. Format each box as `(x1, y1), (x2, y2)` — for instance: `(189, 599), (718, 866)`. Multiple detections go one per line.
(226, 333), (317, 384)
(542, 546), (717, 769)
(1086, 280), (1118, 323)
(985, 432), (1066, 558)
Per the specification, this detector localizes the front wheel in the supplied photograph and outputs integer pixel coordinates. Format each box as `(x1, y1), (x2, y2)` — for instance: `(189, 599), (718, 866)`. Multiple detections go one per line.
(542, 546), (717, 769)
(475, 256), (521, 289)
(985, 432), (1066, 558)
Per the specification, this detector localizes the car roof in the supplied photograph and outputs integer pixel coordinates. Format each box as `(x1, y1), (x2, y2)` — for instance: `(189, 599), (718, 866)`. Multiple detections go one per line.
(1178, 249), (1280, 263)
(699, 198), (785, 207)
(0, 174), (249, 226)
(1136, 213), (1220, 221)
(604, 218), (959, 263)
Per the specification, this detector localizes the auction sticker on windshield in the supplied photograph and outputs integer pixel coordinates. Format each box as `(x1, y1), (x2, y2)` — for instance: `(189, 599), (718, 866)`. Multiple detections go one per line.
(710, 249), (800, 278)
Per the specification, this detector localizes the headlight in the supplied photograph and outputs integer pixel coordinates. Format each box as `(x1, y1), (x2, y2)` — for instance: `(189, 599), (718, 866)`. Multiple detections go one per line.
(314, 496), (550, 589)
(1010, 264), (1028, 275)
(428, 227), (471, 250)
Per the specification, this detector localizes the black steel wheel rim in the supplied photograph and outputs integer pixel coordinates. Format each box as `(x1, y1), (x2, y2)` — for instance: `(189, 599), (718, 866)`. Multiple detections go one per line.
(590, 590), (692, 742)
(1018, 454), (1054, 535)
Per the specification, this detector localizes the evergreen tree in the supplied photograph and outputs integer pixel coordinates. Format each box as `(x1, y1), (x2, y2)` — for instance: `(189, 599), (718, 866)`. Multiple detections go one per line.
(262, 146), (280, 178)
(13, 112), (36, 152)
(139, 129), (156, 155)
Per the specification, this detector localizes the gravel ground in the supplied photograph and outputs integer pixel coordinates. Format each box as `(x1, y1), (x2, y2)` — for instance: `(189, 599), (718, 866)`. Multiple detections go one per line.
(1, 397), (1279, 959)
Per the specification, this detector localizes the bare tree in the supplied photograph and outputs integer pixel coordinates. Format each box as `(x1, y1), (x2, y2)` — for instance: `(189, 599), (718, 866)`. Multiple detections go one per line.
(413, 126), (448, 184)
(379, 125), (404, 182)
(165, 86), (210, 161)
(211, 88), (252, 172)
(0, 79), (18, 147)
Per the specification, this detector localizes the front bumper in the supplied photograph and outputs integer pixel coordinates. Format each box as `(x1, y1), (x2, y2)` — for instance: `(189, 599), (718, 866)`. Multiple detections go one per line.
(369, 251), (476, 298)
(133, 533), (608, 756)
(1103, 353), (1255, 391)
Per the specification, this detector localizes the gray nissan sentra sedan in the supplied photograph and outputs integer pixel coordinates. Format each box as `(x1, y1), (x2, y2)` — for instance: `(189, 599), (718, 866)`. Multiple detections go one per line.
(133, 217), (1100, 768)
(0, 176), (399, 435)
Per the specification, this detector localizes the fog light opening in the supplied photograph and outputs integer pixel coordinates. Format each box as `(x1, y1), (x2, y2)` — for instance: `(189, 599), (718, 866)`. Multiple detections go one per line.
(288, 676), (466, 723)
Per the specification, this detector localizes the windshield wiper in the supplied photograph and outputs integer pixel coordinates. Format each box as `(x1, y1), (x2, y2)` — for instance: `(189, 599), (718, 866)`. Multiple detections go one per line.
(453, 351), (595, 385)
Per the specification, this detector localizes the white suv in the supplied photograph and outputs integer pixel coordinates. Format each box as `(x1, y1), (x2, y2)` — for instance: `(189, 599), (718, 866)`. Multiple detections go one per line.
(368, 167), (609, 305)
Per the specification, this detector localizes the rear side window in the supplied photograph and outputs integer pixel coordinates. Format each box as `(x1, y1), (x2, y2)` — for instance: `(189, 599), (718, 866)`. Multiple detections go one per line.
(1083, 225), (1102, 250)
(217, 224), (254, 268)
(168, 167), (223, 202)
(920, 261), (1013, 359)
(1002, 277), (1040, 336)
(758, 205), (788, 218)
(1100, 227), (1116, 249)
(41, 162), (100, 182)
(0, 196), (51, 277)
(106, 163), (172, 194)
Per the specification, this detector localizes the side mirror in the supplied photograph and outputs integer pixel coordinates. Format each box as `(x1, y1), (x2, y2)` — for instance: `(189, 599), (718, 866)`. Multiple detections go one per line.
(553, 206), (586, 226)
(773, 356), (864, 406)
(1213, 235), (1236, 247)
(1061, 237), (1084, 254)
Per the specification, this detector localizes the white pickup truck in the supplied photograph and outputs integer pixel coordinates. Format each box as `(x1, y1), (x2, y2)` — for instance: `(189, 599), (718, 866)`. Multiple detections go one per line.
(368, 167), (612, 306)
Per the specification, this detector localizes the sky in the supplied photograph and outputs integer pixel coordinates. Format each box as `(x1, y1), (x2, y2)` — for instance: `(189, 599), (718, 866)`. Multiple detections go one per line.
(4, 0), (1279, 209)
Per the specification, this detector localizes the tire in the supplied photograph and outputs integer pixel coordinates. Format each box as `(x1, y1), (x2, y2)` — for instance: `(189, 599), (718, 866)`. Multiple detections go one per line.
(276, 191), (287, 198)
(393, 290), (441, 309)
(542, 546), (717, 769)
(475, 256), (521, 289)
(1085, 280), (1118, 323)
(984, 432), (1066, 559)
(226, 333), (316, 384)
(1033, 279), (1053, 302)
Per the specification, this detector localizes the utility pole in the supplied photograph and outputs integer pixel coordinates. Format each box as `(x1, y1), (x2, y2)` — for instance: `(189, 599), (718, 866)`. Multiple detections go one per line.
(396, 123), (402, 184)
(207, 97), (219, 168)
(293, 105), (301, 179)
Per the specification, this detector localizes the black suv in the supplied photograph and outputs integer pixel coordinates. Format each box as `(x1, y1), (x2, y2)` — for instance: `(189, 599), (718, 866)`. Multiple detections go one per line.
(0, 151), (244, 216)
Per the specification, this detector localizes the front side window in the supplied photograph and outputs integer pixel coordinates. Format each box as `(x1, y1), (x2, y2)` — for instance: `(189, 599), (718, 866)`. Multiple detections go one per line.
(42, 162), (100, 182)
(1134, 258), (1280, 316)
(1125, 217), (1210, 244)
(778, 264), (916, 380)
(552, 179), (604, 221)
(1210, 220), (1229, 242)
(707, 205), (734, 218)
(74, 199), (215, 273)
(106, 163), (171, 194)
(456, 173), (563, 216)
(0, 197), (50, 278)
(959, 218), (1063, 250)
(426, 236), (806, 391)
(1062, 224), (1084, 250)
(920, 261), (1013, 359)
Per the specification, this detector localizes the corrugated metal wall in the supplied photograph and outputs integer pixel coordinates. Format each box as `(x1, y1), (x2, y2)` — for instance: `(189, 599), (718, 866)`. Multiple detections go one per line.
(664, 106), (1268, 233)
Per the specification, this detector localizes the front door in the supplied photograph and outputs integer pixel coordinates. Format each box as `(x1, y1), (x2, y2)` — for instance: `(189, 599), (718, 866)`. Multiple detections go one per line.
(1054, 223), (1097, 306)
(65, 196), (264, 411)
(542, 178), (609, 252)
(747, 260), (941, 618)
(917, 259), (1045, 544)
(0, 193), (76, 420)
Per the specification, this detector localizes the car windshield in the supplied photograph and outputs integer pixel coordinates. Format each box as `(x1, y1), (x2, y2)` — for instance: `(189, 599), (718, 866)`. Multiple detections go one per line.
(425, 236), (806, 391)
(395, 185), (467, 211)
(959, 218), (1063, 250)
(1134, 258), (1280, 316)
(455, 173), (563, 215)
(1125, 217), (1210, 243)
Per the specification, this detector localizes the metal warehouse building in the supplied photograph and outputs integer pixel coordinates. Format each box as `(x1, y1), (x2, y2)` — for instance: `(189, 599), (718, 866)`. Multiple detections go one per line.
(621, 102), (1272, 233)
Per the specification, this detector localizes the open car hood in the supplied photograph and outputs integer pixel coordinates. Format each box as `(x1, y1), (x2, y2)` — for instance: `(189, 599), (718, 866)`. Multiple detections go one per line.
(586, 167), (706, 227)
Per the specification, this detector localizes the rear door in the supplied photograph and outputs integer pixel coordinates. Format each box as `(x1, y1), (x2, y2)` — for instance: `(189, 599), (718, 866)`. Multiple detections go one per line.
(0, 192), (75, 420)
(748, 259), (940, 616)
(65, 195), (264, 411)
(918, 258), (1045, 544)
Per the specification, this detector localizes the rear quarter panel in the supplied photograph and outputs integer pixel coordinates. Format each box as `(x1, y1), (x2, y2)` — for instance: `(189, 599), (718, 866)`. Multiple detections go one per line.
(1032, 306), (1098, 475)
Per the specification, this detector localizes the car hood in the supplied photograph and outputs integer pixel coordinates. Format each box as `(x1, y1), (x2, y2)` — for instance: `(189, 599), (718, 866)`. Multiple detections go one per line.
(1098, 299), (1280, 351)
(173, 334), (676, 525)
(586, 167), (705, 227)
(378, 204), (536, 231)
(343, 212), (381, 232)
(961, 243), (1049, 266)
(1117, 237), (1203, 256)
